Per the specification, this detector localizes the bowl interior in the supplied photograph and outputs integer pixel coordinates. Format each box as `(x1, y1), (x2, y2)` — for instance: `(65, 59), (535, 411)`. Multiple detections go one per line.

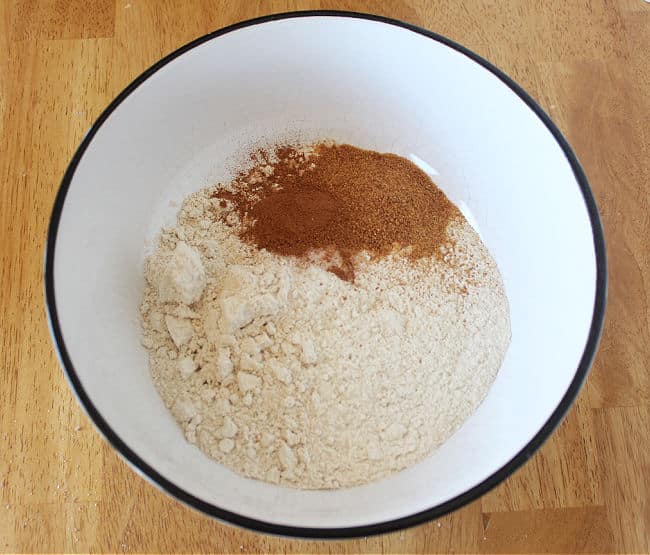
(50, 15), (598, 530)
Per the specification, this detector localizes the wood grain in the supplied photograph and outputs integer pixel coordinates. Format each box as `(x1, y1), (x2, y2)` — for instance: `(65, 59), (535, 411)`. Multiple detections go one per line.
(1, 1), (648, 552)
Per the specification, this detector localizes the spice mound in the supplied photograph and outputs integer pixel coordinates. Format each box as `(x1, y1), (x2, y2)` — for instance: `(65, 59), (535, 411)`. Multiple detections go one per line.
(140, 142), (511, 489)
(215, 143), (460, 281)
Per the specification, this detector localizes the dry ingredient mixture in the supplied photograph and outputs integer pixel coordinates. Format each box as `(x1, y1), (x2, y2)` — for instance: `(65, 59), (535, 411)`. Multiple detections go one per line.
(140, 142), (511, 489)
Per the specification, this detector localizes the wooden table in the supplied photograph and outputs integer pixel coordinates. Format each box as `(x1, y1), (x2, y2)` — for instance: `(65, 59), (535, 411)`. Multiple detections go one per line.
(1, 1), (648, 552)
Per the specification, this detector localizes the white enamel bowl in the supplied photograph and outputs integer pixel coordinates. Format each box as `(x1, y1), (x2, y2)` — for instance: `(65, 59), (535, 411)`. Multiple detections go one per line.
(45, 11), (606, 538)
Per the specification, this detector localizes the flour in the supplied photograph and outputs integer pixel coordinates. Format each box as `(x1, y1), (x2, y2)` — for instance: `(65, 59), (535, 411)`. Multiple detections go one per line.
(140, 180), (511, 490)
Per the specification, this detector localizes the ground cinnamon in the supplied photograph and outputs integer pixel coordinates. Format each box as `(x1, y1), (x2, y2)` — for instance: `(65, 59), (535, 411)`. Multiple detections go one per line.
(213, 143), (460, 281)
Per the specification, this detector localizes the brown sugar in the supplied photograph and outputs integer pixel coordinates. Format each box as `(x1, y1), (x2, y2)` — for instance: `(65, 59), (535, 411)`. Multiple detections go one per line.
(213, 143), (461, 281)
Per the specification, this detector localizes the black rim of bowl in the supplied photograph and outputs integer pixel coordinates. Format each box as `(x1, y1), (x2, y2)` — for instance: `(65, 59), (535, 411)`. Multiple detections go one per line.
(44, 10), (608, 539)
